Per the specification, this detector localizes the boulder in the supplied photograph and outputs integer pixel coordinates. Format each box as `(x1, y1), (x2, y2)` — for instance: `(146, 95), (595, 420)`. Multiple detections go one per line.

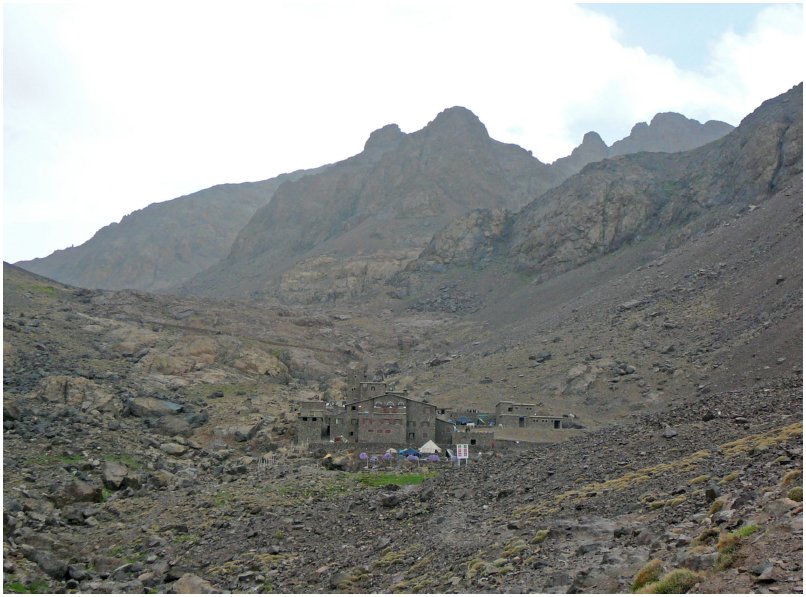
(171, 572), (220, 593)
(51, 479), (102, 507)
(160, 443), (188, 457)
(25, 549), (68, 579)
(102, 461), (129, 490)
(32, 376), (119, 414)
(129, 397), (184, 418)
(213, 419), (263, 443)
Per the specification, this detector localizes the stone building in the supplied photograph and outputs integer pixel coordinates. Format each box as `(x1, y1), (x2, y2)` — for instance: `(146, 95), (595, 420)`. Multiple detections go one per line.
(296, 365), (447, 447)
(495, 401), (563, 430)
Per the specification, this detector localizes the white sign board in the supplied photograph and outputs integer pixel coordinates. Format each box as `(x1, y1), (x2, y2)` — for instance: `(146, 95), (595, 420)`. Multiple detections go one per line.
(456, 443), (469, 465)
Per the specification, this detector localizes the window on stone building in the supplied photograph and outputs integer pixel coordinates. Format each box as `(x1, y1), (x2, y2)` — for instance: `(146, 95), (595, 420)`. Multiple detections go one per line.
(302, 417), (308, 421)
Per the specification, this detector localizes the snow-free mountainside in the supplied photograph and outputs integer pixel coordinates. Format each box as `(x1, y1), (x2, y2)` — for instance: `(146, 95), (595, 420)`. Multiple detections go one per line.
(4, 84), (802, 594)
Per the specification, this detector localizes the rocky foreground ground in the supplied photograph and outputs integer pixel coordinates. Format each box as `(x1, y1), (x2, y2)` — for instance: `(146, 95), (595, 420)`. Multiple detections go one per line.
(3, 366), (801, 593)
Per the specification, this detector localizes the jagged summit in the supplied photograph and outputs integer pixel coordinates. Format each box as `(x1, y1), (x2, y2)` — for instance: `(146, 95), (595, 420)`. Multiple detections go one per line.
(421, 106), (490, 142)
(580, 131), (607, 147)
(363, 123), (406, 153)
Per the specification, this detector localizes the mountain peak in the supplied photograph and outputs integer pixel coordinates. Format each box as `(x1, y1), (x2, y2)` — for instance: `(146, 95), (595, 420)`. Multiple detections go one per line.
(580, 131), (607, 149)
(364, 123), (406, 153)
(424, 106), (489, 140)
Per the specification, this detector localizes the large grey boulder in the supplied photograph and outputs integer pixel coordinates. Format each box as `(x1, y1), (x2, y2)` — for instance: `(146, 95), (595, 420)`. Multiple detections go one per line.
(102, 461), (129, 490)
(171, 572), (221, 593)
(129, 397), (184, 418)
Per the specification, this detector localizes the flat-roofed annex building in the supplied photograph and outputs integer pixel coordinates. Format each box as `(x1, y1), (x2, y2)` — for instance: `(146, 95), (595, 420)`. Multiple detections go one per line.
(495, 401), (563, 430)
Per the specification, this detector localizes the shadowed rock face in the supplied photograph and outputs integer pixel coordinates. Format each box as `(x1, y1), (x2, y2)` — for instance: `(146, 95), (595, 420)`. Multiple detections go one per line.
(177, 106), (561, 300)
(178, 104), (735, 303)
(406, 84), (801, 284)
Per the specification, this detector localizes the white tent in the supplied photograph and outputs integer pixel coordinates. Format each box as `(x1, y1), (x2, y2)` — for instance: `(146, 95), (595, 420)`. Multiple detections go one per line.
(419, 440), (442, 454)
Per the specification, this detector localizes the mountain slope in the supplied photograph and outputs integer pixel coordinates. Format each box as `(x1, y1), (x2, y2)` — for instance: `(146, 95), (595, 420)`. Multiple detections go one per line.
(179, 106), (733, 303)
(409, 84), (801, 285)
(15, 168), (321, 292)
(15, 107), (732, 298)
(177, 107), (562, 300)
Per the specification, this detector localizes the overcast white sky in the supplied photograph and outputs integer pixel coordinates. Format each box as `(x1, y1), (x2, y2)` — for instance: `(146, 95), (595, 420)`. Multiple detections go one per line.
(3, 1), (804, 263)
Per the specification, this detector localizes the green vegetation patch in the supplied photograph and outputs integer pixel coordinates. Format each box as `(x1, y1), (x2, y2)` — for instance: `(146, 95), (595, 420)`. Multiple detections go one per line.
(25, 453), (84, 467)
(788, 486), (803, 502)
(530, 529), (550, 545)
(104, 453), (143, 470)
(636, 568), (703, 594)
(731, 523), (759, 539)
(3, 579), (51, 594)
(357, 472), (436, 488)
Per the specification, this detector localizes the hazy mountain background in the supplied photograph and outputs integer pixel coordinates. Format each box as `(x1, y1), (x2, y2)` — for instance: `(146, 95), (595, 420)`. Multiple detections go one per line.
(17, 108), (733, 299)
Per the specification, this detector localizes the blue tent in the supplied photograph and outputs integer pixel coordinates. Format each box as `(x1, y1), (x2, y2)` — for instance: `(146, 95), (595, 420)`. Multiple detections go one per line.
(456, 416), (470, 425)
(399, 448), (421, 457)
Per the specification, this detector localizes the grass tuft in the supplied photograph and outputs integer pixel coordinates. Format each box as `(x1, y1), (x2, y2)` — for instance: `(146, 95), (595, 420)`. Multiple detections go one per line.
(636, 568), (703, 594)
(631, 559), (663, 592)
(357, 472), (435, 487)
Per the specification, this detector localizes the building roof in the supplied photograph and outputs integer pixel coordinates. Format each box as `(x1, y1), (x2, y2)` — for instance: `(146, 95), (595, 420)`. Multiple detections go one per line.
(496, 401), (538, 407)
(343, 392), (433, 409)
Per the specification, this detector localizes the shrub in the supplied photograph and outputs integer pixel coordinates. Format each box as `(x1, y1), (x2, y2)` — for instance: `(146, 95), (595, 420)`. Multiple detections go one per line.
(688, 474), (710, 485)
(782, 469), (802, 486)
(707, 499), (724, 516)
(637, 568), (704, 594)
(530, 529), (550, 544)
(788, 486), (803, 502)
(632, 559), (663, 592)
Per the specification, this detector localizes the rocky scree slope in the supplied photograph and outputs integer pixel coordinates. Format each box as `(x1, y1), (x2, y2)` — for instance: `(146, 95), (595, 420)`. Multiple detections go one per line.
(382, 177), (801, 428)
(16, 168), (320, 293)
(4, 341), (801, 594)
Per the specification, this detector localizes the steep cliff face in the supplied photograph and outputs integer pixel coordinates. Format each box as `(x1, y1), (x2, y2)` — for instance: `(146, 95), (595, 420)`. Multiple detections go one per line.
(179, 106), (561, 300)
(402, 84), (801, 288)
(511, 84), (801, 278)
(16, 169), (320, 292)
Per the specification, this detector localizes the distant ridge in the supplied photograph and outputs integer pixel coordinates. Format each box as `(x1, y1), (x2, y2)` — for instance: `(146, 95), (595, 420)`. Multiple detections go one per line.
(16, 105), (734, 296)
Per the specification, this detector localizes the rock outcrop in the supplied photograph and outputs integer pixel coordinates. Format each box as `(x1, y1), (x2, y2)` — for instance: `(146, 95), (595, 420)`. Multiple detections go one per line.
(553, 112), (734, 177)
(178, 106), (560, 301)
